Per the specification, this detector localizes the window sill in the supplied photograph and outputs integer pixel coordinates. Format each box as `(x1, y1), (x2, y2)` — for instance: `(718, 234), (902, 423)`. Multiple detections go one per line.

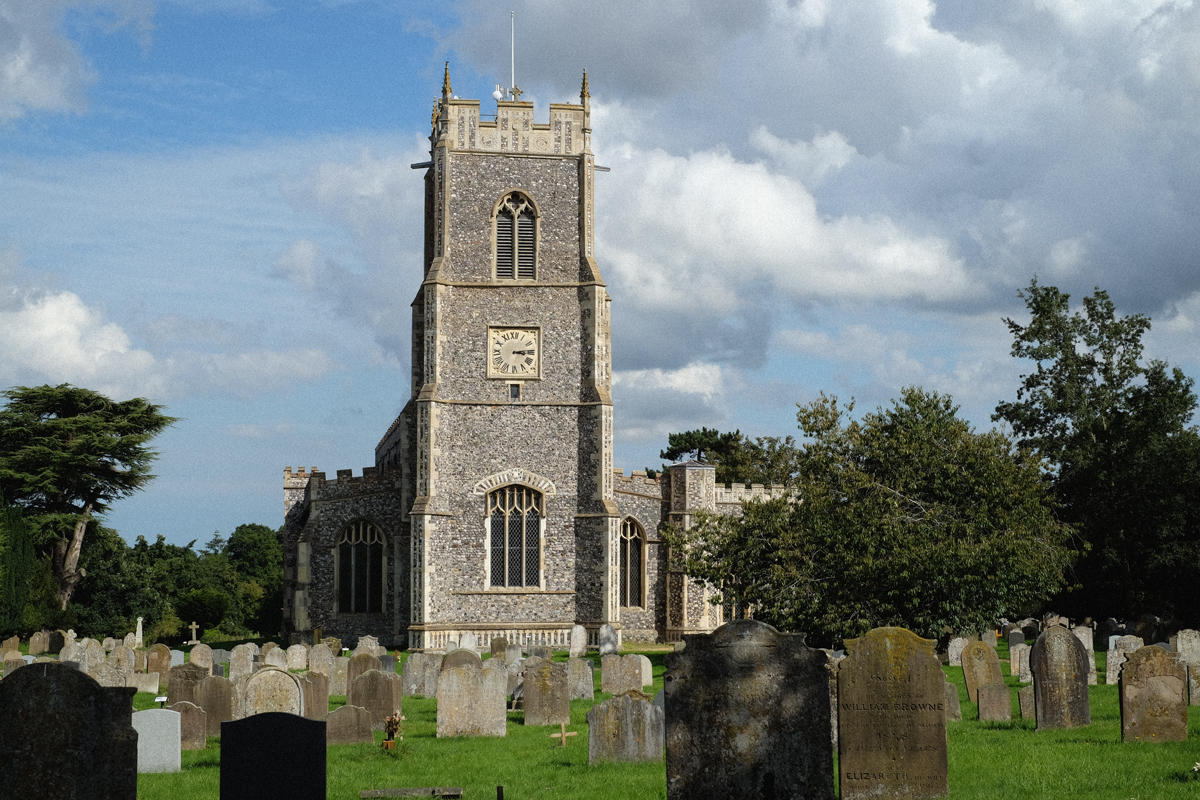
(450, 589), (576, 595)
(620, 606), (647, 612)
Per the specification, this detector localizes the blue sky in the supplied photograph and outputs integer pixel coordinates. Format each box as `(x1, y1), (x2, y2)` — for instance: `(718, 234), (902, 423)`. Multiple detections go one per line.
(4, 0), (1200, 547)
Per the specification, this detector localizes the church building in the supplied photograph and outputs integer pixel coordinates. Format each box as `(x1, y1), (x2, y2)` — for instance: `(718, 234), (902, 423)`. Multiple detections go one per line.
(281, 68), (783, 650)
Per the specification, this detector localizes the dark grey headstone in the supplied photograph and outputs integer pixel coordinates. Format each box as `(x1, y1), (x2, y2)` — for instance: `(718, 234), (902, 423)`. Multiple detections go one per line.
(1120, 646), (1187, 742)
(1031, 626), (1091, 730)
(195, 676), (235, 737)
(944, 681), (961, 721)
(838, 627), (948, 799)
(1008, 631), (1025, 649)
(588, 689), (663, 764)
(326, 704), (373, 745)
(379, 654), (397, 674)
(665, 619), (834, 800)
(171, 700), (207, 750)
(220, 712), (326, 799)
(977, 683), (1011, 722)
(0, 662), (137, 799)
(491, 637), (509, 660)
(523, 658), (569, 726)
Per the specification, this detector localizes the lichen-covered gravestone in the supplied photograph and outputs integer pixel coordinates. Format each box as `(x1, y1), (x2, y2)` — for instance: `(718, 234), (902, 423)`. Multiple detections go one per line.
(243, 667), (303, 717)
(264, 647), (288, 669)
(147, 644), (171, 679)
(436, 659), (508, 737)
(977, 683), (1011, 722)
(189, 643), (214, 672)
(132, 709), (181, 773)
(402, 652), (430, 696)
(1107, 635), (1144, 686)
(665, 619), (834, 800)
(837, 627), (948, 799)
(353, 634), (383, 658)
(168, 663), (211, 707)
(1120, 646), (1187, 742)
(196, 676), (235, 736)
(570, 624), (588, 658)
(171, 700), (207, 750)
(601, 654), (642, 696)
(598, 623), (618, 656)
(326, 704), (374, 745)
(947, 637), (969, 667)
(228, 643), (255, 681)
(523, 657), (569, 726)
(352, 669), (402, 729)
(587, 689), (663, 764)
(1030, 625), (1091, 730)
(110, 645), (135, 673)
(960, 640), (1003, 704)
(307, 643), (333, 676)
(286, 644), (309, 671)
(568, 658), (595, 701)
(0, 663), (138, 798)
(346, 653), (383, 705)
(491, 637), (509, 661)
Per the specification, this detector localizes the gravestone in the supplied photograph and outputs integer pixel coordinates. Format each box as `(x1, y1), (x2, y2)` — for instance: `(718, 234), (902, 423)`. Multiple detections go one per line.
(86, 638), (106, 667)
(122, 633), (137, 650)
(60, 640), (86, 671)
(634, 654), (653, 686)
(523, 658), (569, 726)
(568, 657), (595, 701)
(1169, 629), (1200, 705)
(443, 648), (484, 671)
(1106, 635), (1144, 686)
(188, 642), (214, 671)
(2, 655), (21, 676)
(29, 630), (49, 655)
(346, 653), (383, 705)
(944, 681), (961, 721)
(1030, 625), (1091, 730)
(436, 660), (508, 737)
(458, 632), (478, 652)
(588, 689), (663, 764)
(171, 701), (207, 750)
(838, 628), (948, 799)
(570, 624), (588, 658)
(102, 636), (116, 652)
(196, 675), (235, 736)
(170, 649), (185, 667)
(598, 623), (618, 656)
(491, 637), (509, 661)
(264, 647), (287, 669)
(1018, 684), (1035, 721)
(977, 683), (1011, 722)
(260, 642), (279, 660)
(0, 663), (138, 798)
(505, 643), (523, 665)
(320, 637), (341, 654)
(506, 657), (523, 697)
(529, 645), (553, 661)
(125, 672), (160, 693)
(90, 660), (127, 688)
(326, 703), (374, 745)
(1, 635), (17, 653)
(110, 644), (135, 673)
(961, 641), (1003, 704)
(402, 652), (430, 696)
(351, 669), (401, 728)
(132, 709), (182, 773)
(243, 667), (303, 717)
(330, 656), (351, 696)
(1071, 625), (1098, 685)
(229, 643), (255, 680)
(286, 644), (308, 671)
(168, 663), (211, 707)
(379, 654), (397, 674)
(1010, 642), (1032, 683)
(220, 712), (326, 800)
(47, 630), (66, 654)
(665, 620), (834, 800)
(1120, 646), (1188, 742)
(300, 672), (330, 721)
(601, 654), (642, 696)
(947, 637), (969, 667)
(1134, 614), (1160, 646)
(308, 643), (333, 676)
(1008, 630), (1025, 649)
(134, 649), (148, 673)
(353, 635), (383, 658)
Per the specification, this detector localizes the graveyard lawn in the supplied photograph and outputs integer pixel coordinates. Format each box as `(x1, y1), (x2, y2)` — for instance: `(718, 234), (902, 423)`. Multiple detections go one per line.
(131, 646), (1200, 800)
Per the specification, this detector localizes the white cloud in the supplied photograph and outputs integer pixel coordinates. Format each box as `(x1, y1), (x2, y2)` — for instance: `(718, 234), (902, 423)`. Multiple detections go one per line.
(751, 127), (859, 186)
(613, 362), (728, 443)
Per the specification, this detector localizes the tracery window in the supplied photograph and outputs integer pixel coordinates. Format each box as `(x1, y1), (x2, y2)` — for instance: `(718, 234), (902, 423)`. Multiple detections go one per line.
(336, 520), (384, 614)
(620, 518), (645, 608)
(488, 485), (543, 587)
(494, 192), (537, 280)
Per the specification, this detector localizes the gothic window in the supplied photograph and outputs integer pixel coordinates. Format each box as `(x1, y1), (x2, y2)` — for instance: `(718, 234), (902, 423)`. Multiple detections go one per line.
(620, 518), (645, 608)
(336, 521), (384, 614)
(494, 192), (537, 280)
(488, 485), (543, 587)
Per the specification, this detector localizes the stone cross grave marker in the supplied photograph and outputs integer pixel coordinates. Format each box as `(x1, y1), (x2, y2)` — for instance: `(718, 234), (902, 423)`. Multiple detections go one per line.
(587, 689), (663, 764)
(220, 712), (326, 800)
(188, 621), (199, 642)
(838, 627), (948, 800)
(1030, 625), (1091, 730)
(665, 619), (834, 800)
(1120, 645), (1188, 742)
(961, 640), (1003, 704)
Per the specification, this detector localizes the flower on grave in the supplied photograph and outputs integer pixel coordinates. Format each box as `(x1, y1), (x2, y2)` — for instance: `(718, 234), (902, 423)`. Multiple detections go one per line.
(384, 712), (403, 739)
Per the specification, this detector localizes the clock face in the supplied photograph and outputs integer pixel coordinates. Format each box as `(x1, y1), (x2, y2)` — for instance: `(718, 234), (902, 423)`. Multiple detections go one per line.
(488, 327), (540, 378)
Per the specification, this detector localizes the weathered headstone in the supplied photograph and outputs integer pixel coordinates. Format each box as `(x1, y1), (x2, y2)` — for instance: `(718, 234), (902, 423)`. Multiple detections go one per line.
(588, 689), (663, 764)
(330, 656), (350, 696)
(168, 662), (210, 707)
(458, 632), (478, 652)
(242, 667), (303, 717)
(346, 653), (383, 705)
(300, 672), (330, 721)
(1106, 635), (1144, 686)
(379, 654), (397, 674)
(286, 644), (308, 671)
(491, 637), (509, 660)
(89, 659), (126, 688)
(352, 669), (402, 729)
(569, 624), (588, 658)
(443, 648), (483, 672)
(598, 623), (618, 656)
(961, 640), (1003, 704)
(977, 683), (1011, 722)
(29, 630), (49, 655)
(524, 658), (569, 726)
(102, 636), (117, 652)
(0, 663), (138, 798)
(1120, 645), (1188, 742)
(402, 652), (430, 696)
(665, 620), (834, 800)
(86, 638), (106, 667)
(260, 641), (279, 660)
(125, 672), (161, 693)
(308, 643), (333, 676)
(568, 657), (595, 701)
(196, 675), (235, 736)
(838, 627), (947, 799)
(326, 703), (374, 745)
(1008, 630), (1026, 649)
(264, 646), (287, 669)
(229, 643), (255, 680)
(134, 649), (148, 673)
(122, 632), (137, 650)
(1030, 625), (1091, 730)
(1071, 625), (1097, 685)
(110, 644), (135, 673)
(944, 680), (961, 721)
(171, 700), (207, 750)
(220, 712), (326, 800)
(1010, 642), (1032, 683)
(505, 643), (523, 665)
(353, 634), (383, 658)
(170, 649), (185, 667)
(0, 635), (17, 654)
(132, 709), (182, 773)
(436, 660), (508, 737)
(2, 655), (22, 676)
(528, 645), (553, 661)
(947, 636), (969, 667)
(634, 653), (653, 686)
(601, 654), (642, 696)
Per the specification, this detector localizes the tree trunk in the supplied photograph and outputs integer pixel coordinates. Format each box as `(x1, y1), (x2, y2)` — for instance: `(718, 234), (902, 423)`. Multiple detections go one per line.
(52, 504), (91, 610)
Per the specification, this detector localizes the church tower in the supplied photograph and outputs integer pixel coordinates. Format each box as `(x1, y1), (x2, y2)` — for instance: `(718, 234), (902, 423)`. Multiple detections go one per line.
(374, 67), (620, 649)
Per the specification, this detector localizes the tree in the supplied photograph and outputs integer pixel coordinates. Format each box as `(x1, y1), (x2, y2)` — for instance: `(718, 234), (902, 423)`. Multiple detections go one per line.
(0, 384), (176, 609)
(993, 280), (1200, 620)
(665, 388), (1076, 647)
(0, 493), (35, 635)
(227, 523), (284, 636)
(660, 427), (741, 465)
(660, 428), (803, 487)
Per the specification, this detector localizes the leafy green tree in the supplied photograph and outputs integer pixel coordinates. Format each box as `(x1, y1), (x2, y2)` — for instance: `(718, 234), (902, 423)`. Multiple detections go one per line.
(660, 427), (741, 464)
(70, 524), (169, 638)
(176, 586), (231, 632)
(227, 523), (284, 636)
(666, 388), (1076, 647)
(993, 280), (1200, 620)
(0, 384), (175, 608)
(0, 493), (35, 636)
(661, 428), (803, 486)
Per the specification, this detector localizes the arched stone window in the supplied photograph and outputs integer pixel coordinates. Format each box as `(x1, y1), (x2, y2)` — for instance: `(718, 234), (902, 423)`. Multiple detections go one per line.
(488, 485), (543, 587)
(620, 518), (645, 609)
(493, 191), (537, 280)
(335, 520), (384, 614)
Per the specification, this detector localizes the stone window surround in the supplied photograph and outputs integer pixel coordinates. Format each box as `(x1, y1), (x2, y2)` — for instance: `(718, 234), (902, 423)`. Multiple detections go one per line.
(491, 189), (541, 281)
(484, 484), (547, 590)
(620, 516), (647, 610)
(330, 519), (387, 616)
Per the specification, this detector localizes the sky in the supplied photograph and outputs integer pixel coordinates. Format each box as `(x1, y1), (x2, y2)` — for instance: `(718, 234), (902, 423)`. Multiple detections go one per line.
(3, 0), (1200, 547)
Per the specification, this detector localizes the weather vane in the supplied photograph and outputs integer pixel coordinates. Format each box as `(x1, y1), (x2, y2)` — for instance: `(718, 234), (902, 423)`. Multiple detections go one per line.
(493, 11), (522, 103)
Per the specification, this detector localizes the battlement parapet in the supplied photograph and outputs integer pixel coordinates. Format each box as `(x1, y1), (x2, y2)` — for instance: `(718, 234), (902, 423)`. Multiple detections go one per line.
(304, 466), (400, 501)
(612, 467), (663, 495)
(284, 467), (319, 489)
(715, 483), (789, 505)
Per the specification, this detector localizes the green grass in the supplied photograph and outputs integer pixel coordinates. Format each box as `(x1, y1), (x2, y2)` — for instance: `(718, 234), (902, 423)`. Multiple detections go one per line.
(133, 645), (1200, 800)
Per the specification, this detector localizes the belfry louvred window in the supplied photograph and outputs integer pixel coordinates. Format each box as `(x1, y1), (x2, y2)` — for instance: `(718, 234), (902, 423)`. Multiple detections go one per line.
(337, 521), (384, 613)
(495, 192), (537, 279)
(488, 485), (542, 587)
